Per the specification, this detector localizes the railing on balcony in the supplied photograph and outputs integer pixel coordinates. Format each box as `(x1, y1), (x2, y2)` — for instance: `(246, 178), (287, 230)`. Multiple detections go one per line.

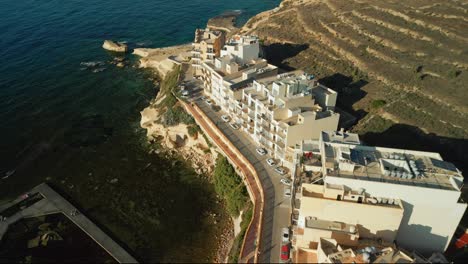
(277, 129), (287, 139)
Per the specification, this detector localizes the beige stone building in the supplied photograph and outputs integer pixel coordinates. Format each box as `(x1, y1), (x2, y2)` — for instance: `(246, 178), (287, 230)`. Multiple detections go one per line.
(237, 71), (339, 168)
(191, 28), (225, 76)
(291, 130), (466, 255)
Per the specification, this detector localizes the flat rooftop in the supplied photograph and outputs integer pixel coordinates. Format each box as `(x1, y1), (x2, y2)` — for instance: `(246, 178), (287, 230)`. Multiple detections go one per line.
(306, 218), (358, 234)
(324, 143), (463, 191)
(322, 131), (361, 145)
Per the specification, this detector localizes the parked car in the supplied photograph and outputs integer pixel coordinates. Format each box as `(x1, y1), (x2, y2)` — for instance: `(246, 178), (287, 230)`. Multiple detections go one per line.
(284, 187), (291, 198)
(181, 90), (190, 97)
(282, 227), (290, 243)
(205, 99), (213, 106)
(280, 178), (291, 186)
(256, 147), (267, 156)
(200, 95), (206, 101)
(266, 158), (276, 166)
(275, 166), (287, 175)
(229, 123), (240, 130)
(281, 244), (290, 261)
(221, 115), (230, 122)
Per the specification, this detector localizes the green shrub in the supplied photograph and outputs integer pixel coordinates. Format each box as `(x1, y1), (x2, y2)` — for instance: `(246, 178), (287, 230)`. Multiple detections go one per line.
(370, 99), (386, 109)
(228, 203), (253, 263)
(213, 156), (248, 217)
(188, 125), (200, 138)
(448, 69), (461, 79)
(162, 106), (195, 127)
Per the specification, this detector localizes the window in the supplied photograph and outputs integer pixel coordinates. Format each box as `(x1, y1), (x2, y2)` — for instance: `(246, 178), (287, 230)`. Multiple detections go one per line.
(337, 195), (342, 201)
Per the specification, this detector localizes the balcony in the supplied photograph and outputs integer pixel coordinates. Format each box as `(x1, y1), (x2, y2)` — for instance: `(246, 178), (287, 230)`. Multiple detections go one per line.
(276, 140), (286, 149)
(277, 129), (287, 139)
(191, 49), (201, 54)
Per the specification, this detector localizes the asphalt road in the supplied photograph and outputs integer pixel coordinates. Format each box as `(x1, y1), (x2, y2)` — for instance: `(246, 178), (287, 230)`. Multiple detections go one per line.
(195, 97), (292, 263)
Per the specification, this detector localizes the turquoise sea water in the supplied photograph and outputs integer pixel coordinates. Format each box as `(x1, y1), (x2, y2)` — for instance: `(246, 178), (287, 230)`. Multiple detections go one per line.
(0, 0), (280, 194)
(0, 0), (280, 261)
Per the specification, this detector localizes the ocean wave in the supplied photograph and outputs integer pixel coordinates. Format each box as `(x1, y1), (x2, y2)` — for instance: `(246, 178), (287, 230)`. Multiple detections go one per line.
(80, 61), (105, 67)
(92, 67), (106, 73)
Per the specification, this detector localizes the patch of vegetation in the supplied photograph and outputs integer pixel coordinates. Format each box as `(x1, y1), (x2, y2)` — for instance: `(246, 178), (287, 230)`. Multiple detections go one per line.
(448, 69), (462, 79)
(228, 203), (253, 263)
(187, 125), (201, 138)
(202, 133), (213, 148)
(213, 156), (248, 217)
(157, 66), (181, 109)
(353, 115), (394, 134)
(370, 99), (386, 109)
(162, 106), (195, 127)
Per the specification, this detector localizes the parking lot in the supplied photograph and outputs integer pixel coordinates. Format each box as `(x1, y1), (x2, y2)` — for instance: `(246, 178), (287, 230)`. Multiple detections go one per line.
(192, 92), (293, 262)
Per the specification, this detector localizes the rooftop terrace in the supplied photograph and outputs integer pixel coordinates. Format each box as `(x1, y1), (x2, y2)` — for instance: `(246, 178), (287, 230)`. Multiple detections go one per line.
(324, 143), (463, 191)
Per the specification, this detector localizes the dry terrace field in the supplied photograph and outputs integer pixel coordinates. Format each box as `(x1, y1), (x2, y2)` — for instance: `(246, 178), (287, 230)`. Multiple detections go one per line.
(240, 0), (468, 172)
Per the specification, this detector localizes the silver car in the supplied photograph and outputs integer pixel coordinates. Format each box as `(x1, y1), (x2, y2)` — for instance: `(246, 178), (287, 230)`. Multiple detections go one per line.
(275, 166), (287, 175)
(229, 123), (240, 130)
(221, 115), (230, 122)
(256, 148), (267, 156)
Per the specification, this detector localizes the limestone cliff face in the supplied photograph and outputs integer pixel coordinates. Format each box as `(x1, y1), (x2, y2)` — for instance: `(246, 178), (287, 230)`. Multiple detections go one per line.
(140, 88), (217, 175)
(102, 40), (128, 52)
(133, 45), (191, 78)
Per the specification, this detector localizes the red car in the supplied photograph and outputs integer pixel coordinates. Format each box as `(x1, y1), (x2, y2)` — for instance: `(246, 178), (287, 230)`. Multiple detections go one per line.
(281, 244), (289, 261)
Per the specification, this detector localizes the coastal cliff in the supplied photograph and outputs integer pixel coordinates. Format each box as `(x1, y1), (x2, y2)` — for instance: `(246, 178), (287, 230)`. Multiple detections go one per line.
(138, 64), (235, 263)
(133, 45), (191, 78)
(102, 40), (128, 52)
(140, 99), (217, 176)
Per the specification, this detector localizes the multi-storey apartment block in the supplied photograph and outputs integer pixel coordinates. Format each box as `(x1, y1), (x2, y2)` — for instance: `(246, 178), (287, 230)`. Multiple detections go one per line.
(220, 35), (260, 64)
(236, 71), (340, 168)
(200, 35), (278, 114)
(191, 28), (226, 76)
(292, 131), (466, 255)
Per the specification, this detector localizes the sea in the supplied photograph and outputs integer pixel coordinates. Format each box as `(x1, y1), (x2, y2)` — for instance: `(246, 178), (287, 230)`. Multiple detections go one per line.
(0, 0), (280, 262)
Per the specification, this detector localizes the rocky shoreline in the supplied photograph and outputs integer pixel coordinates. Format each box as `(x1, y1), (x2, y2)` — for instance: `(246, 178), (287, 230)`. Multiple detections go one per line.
(137, 48), (236, 261)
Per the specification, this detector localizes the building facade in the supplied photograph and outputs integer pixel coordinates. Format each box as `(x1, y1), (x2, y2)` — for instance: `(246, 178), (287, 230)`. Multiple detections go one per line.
(236, 71), (340, 168)
(292, 131), (467, 254)
(191, 28), (226, 76)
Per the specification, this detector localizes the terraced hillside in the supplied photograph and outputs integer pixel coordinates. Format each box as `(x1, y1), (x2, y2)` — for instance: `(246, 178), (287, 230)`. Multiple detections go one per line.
(241, 0), (468, 172)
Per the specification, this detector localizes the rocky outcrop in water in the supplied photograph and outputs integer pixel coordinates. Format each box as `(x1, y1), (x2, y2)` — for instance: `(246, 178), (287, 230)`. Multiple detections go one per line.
(102, 40), (128, 52)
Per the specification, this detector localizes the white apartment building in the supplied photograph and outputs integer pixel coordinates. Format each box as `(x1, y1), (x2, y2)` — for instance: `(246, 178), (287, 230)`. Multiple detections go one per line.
(234, 71), (340, 168)
(200, 35), (278, 114)
(293, 131), (467, 254)
(220, 35), (260, 64)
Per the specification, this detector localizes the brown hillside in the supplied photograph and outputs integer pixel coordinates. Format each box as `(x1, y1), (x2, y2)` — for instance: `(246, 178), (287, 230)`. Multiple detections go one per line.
(239, 0), (468, 172)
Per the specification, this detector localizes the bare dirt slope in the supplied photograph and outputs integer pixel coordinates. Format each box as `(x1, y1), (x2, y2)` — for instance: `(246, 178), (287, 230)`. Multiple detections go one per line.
(241, 0), (468, 171)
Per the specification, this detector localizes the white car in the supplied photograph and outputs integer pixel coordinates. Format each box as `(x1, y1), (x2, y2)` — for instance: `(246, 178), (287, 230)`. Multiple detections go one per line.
(280, 178), (291, 186)
(221, 115), (230, 122)
(200, 95), (206, 101)
(256, 148), (267, 156)
(284, 187), (291, 198)
(229, 123), (240, 130)
(281, 227), (290, 243)
(275, 166), (287, 175)
(266, 158), (276, 166)
(181, 90), (190, 97)
(205, 99), (213, 106)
